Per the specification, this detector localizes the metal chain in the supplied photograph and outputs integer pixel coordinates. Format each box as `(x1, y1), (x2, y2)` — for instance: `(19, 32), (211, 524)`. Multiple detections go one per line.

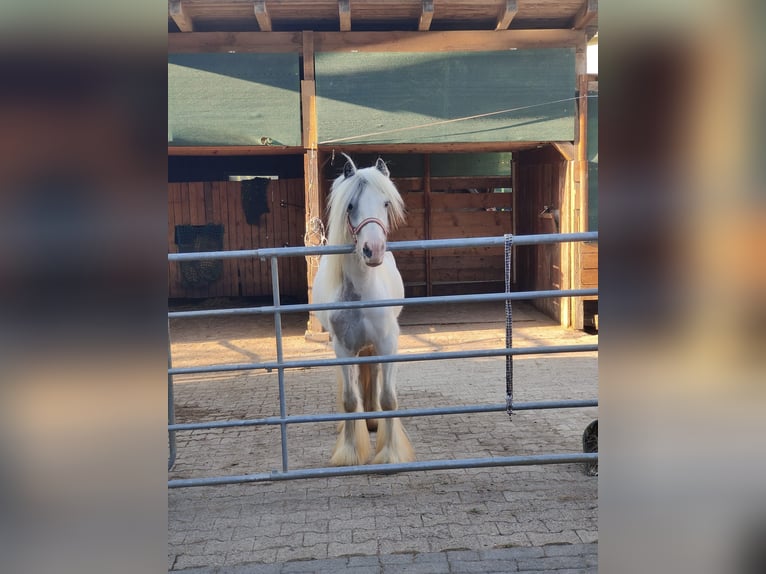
(504, 233), (513, 418)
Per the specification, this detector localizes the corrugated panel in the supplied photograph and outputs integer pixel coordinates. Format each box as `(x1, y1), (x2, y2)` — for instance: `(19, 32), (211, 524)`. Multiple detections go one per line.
(168, 53), (301, 147)
(315, 49), (575, 145)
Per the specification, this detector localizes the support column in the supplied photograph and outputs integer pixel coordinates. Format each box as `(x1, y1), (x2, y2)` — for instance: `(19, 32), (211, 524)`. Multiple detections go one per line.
(570, 44), (590, 330)
(301, 31), (327, 339)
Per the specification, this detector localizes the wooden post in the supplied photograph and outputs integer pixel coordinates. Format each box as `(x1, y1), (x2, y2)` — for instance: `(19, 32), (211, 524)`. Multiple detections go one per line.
(570, 57), (590, 330)
(301, 31), (327, 339)
(423, 154), (432, 297)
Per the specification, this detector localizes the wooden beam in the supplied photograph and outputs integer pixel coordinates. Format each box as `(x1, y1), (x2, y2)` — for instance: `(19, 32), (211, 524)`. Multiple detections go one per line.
(168, 32), (303, 53)
(314, 29), (584, 52)
(423, 154), (432, 297)
(418, 0), (434, 32)
(552, 142), (575, 161)
(301, 32), (317, 148)
(169, 0), (194, 33)
(495, 0), (518, 31)
(168, 30), (583, 54)
(302, 30), (315, 81)
(168, 145), (303, 156)
(319, 142), (546, 155)
(254, 1), (272, 32)
(302, 29), (323, 337)
(572, 0), (597, 30)
(339, 0), (351, 32)
(572, 72), (591, 330)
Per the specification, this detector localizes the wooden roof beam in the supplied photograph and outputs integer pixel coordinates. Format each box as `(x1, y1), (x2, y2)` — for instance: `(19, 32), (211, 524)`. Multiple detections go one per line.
(552, 142), (575, 161)
(254, 1), (272, 32)
(419, 0), (434, 32)
(572, 0), (597, 30)
(169, 0), (194, 33)
(339, 0), (351, 32)
(495, 0), (518, 31)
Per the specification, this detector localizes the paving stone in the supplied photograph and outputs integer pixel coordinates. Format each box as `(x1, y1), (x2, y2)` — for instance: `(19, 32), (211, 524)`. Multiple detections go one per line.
(445, 549), (481, 562)
(543, 543), (595, 557)
(383, 564), (442, 574)
(517, 555), (588, 571)
(221, 563), (281, 574)
(576, 529), (599, 544)
(328, 539), (378, 557)
(527, 530), (582, 547)
(503, 546), (545, 560)
(275, 543), (328, 563)
(454, 559), (518, 573)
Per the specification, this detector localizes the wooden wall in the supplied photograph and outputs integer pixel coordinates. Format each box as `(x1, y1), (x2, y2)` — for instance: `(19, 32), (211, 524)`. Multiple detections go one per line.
(389, 177), (513, 297)
(168, 179), (307, 300)
(580, 243), (598, 292)
(514, 146), (568, 321)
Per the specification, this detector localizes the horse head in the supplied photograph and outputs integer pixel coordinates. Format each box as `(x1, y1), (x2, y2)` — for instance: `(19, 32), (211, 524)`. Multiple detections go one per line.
(330, 155), (405, 268)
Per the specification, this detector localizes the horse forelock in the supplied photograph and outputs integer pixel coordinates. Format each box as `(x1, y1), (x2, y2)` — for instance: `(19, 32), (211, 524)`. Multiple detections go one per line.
(326, 166), (405, 246)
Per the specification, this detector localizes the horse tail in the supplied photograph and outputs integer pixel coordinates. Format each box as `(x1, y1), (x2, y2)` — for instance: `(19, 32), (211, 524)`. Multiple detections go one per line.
(358, 346), (379, 432)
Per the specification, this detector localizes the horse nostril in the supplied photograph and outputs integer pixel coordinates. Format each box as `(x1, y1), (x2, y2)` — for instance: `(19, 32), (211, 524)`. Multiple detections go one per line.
(362, 244), (373, 258)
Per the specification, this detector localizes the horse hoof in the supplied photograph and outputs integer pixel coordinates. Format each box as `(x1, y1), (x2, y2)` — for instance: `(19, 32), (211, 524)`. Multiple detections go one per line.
(330, 421), (371, 466)
(372, 448), (416, 465)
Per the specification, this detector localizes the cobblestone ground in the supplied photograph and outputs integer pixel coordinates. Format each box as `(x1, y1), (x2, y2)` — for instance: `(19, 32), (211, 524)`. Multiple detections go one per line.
(168, 302), (598, 572)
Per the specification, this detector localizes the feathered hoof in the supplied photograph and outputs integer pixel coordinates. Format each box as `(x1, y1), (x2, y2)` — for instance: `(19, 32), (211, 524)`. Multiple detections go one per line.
(372, 445), (415, 465)
(330, 420), (371, 466)
(372, 418), (415, 465)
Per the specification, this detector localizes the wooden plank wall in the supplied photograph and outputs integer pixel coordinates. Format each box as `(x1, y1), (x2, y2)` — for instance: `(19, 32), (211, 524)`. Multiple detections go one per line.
(390, 178), (513, 296)
(168, 179), (307, 300)
(580, 242), (598, 291)
(514, 146), (568, 320)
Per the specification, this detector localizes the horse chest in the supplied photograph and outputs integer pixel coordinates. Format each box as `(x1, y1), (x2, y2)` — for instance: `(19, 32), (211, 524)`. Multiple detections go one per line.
(329, 278), (383, 352)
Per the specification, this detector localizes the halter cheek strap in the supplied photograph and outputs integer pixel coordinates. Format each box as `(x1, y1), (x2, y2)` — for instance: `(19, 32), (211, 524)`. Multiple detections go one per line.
(347, 215), (388, 244)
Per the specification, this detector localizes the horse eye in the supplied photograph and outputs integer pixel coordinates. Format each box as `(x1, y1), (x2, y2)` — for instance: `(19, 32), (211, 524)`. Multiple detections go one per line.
(347, 203), (354, 212)
(384, 201), (390, 208)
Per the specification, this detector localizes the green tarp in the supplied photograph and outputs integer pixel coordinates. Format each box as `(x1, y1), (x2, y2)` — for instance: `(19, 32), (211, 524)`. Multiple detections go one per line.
(168, 53), (301, 147)
(315, 49), (575, 145)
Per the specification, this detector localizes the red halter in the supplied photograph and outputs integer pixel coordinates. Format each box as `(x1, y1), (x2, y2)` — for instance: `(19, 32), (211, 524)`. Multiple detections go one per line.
(346, 215), (388, 244)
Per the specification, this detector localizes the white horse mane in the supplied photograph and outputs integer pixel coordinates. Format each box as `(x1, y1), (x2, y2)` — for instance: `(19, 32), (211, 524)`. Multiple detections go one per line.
(323, 159), (406, 283)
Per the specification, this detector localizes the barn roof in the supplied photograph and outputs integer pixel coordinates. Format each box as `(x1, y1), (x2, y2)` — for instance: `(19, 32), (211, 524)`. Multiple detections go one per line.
(168, 0), (597, 35)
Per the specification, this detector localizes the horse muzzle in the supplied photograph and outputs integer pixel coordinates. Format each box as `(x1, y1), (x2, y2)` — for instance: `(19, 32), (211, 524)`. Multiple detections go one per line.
(361, 241), (386, 267)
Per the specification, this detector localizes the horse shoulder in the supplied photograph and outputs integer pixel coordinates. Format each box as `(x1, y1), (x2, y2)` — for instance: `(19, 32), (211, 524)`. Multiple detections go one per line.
(382, 254), (404, 299)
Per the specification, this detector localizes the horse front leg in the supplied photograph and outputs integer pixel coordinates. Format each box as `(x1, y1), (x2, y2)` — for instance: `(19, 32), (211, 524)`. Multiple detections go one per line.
(330, 361), (372, 466)
(372, 359), (415, 465)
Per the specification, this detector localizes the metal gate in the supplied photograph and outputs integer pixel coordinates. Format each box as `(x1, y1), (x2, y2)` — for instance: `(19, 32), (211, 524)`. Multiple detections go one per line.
(168, 232), (598, 488)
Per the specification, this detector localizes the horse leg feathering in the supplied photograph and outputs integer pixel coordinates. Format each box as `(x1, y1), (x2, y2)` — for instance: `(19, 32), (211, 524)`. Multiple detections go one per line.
(330, 359), (372, 467)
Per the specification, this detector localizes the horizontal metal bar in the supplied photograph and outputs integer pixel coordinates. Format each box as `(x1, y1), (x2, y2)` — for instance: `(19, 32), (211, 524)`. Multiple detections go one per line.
(169, 343), (598, 376)
(168, 452), (599, 488)
(168, 288), (598, 319)
(168, 232), (598, 262)
(168, 399), (598, 432)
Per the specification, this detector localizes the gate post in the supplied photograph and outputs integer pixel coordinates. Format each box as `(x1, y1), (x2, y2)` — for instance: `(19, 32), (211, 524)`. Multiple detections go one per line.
(301, 31), (327, 339)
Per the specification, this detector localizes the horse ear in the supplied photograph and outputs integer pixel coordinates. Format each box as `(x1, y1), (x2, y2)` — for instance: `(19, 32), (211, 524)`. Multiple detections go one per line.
(342, 153), (357, 178)
(375, 157), (390, 178)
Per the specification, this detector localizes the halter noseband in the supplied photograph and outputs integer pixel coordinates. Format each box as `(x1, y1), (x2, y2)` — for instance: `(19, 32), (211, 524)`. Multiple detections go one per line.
(346, 215), (388, 244)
